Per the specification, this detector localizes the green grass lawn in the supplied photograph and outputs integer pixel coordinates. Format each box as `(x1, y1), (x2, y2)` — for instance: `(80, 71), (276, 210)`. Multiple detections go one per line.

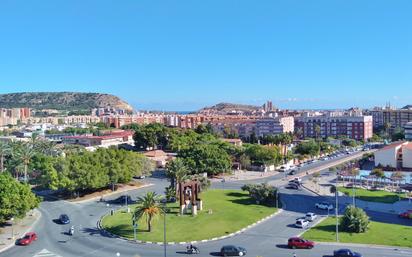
(338, 187), (405, 203)
(101, 189), (277, 242)
(303, 217), (412, 248)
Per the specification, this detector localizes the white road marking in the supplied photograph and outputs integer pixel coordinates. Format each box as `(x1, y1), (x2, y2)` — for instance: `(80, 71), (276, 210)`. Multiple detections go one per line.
(33, 249), (63, 257)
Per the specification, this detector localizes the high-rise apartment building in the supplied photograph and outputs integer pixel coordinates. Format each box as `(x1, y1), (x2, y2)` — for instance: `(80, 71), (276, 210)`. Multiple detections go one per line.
(295, 112), (373, 141)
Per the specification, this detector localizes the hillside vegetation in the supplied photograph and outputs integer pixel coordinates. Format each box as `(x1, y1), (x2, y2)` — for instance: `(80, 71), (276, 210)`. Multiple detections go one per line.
(0, 92), (133, 111)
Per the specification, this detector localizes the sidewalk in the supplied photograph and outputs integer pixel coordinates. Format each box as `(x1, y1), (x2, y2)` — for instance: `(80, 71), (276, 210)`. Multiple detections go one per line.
(0, 209), (41, 253)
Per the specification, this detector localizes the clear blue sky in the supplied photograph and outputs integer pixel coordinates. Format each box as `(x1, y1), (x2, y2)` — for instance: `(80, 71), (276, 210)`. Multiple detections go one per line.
(0, 0), (411, 111)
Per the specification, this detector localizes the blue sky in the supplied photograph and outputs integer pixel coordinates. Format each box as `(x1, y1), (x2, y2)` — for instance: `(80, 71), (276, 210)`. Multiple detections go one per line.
(0, 0), (411, 111)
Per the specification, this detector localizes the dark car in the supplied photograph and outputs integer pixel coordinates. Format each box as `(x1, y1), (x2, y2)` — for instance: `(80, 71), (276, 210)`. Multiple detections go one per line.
(220, 245), (247, 256)
(288, 237), (315, 249)
(17, 232), (37, 246)
(333, 249), (362, 257)
(288, 169), (297, 175)
(399, 210), (412, 219)
(113, 195), (133, 204)
(59, 214), (70, 224)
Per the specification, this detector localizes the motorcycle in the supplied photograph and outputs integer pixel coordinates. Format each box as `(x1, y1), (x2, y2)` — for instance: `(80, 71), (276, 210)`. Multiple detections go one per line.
(69, 226), (74, 236)
(186, 245), (199, 254)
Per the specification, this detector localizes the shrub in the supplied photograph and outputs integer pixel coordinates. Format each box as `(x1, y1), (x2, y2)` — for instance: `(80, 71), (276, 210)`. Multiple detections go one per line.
(340, 205), (370, 233)
(241, 183), (278, 206)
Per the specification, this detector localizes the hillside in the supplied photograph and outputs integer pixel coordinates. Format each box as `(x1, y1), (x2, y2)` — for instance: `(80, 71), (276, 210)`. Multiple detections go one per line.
(0, 92), (133, 112)
(199, 102), (262, 114)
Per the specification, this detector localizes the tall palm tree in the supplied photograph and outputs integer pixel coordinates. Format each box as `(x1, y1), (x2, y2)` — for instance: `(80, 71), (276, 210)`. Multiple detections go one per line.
(14, 142), (34, 182)
(0, 141), (11, 172)
(132, 192), (164, 232)
(165, 158), (189, 188)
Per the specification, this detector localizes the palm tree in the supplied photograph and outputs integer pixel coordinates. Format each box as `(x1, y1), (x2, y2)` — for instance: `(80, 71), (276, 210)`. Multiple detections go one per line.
(132, 192), (164, 232)
(0, 141), (11, 172)
(165, 158), (189, 188)
(314, 124), (321, 140)
(14, 142), (34, 182)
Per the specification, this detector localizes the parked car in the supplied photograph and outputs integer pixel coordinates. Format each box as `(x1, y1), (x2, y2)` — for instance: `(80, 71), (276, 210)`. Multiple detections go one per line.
(399, 210), (412, 219)
(17, 232), (37, 246)
(59, 214), (70, 224)
(333, 249), (362, 257)
(315, 202), (334, 210)
(305, 212), (317, 222)
(133, 175), (146, 179)
(220, 245), (247, 256)
(287, 237), (315, 249)
(295, 219), (309, 228)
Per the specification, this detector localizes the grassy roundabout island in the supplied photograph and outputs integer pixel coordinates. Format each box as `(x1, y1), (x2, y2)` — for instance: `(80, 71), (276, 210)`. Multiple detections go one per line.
(338, 187), (406, 204)
(101, 189), (277, 242)
(303, 217), (412, 248)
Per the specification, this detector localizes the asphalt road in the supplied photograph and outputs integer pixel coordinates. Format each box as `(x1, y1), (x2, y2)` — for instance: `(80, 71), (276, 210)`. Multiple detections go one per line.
(2, 152), (412, 257)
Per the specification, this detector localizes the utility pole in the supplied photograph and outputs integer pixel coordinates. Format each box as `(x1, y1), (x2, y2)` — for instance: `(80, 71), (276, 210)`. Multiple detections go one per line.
(335, 173), (339, 242)
(161, 198), (167, 257)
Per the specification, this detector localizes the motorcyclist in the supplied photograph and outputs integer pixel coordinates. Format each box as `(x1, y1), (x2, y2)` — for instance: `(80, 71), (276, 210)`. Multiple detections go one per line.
(69, 225), (75, 235)
(187, 244), (199, 253)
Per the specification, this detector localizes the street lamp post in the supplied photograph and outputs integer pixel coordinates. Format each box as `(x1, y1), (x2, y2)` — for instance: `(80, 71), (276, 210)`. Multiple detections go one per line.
(10, 217), (14, 240)
(161, 198), (167, 257)
(335, 173), (339, 242)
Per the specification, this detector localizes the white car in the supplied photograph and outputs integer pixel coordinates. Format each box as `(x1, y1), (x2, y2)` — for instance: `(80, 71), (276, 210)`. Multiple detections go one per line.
(315, 202), (334, 210)
(295, 219), (309, 228)
(293, 177), (302, 183)
(305, 212), (317, 222)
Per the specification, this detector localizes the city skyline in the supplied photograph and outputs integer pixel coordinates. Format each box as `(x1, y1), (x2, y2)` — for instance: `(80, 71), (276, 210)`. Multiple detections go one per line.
(1, 1), (411, 111)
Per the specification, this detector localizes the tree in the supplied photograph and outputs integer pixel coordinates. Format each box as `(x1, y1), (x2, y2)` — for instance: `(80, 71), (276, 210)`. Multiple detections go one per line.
(0, 141), (10, 172)
(294, 139), (320, 157)
(14, 142), (35, 182)
(314, 124), (321, 140)
(392, 127), (405, 142)
(0, 173), (40, 223)
(178, 142), (232, 176)
(384, 122), (391, 138)
(241, 183), (278, 206)
(165, 158), (189, 188)
(340, 205), (370, 233)
(133, 192), (163, 232)
(245, 144), (281, 166)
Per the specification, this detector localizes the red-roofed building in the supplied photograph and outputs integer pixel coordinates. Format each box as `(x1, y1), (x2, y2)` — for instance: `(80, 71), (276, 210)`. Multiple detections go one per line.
(62, 130), (134, 148)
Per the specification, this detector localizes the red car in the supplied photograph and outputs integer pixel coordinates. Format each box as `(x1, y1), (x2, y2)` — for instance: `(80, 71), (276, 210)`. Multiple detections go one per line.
(17, 232), (37, 246)
(399, 210), (412, 219)
(288, 237), (315, 249)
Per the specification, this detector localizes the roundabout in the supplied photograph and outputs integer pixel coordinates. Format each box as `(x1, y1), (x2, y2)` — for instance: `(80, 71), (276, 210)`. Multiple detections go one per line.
(100, 189), (278, 243)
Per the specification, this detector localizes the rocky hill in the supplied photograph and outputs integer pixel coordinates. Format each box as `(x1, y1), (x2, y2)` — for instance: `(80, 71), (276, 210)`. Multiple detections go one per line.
(0, 92), (133, 112)
(199, 102), (262, 115)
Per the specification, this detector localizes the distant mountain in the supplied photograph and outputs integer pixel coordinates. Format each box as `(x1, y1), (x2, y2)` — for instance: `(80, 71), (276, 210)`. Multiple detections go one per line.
(199, 102), (262, 114)
(0, 92), (133, 112)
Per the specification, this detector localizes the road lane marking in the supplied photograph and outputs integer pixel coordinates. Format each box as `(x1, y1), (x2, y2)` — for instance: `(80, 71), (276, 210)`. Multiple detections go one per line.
(33, 249), (63, 257)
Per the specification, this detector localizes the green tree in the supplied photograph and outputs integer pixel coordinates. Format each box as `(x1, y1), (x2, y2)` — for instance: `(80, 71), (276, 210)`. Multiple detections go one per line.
(0, 173), (40, 223)
(0, 141), (11, 172)
(245, 144), (281, 166)
(165, 158), (189, 188)
(132, 192), (163, 232)
(179, 142), (232, 176)
(340, 205), (370, 233)
(241, 183), (278, 206)
(14, 142), (35, 182)
(294, 139), (320, 157)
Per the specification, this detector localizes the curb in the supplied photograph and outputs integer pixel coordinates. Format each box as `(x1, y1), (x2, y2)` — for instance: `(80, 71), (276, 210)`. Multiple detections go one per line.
(97, 208), (283, 245)
(0, 209), (42, 254)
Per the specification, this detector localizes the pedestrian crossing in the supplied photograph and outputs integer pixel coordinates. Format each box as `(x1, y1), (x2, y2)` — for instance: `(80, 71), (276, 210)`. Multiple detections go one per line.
(33, 249), (63, 257)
